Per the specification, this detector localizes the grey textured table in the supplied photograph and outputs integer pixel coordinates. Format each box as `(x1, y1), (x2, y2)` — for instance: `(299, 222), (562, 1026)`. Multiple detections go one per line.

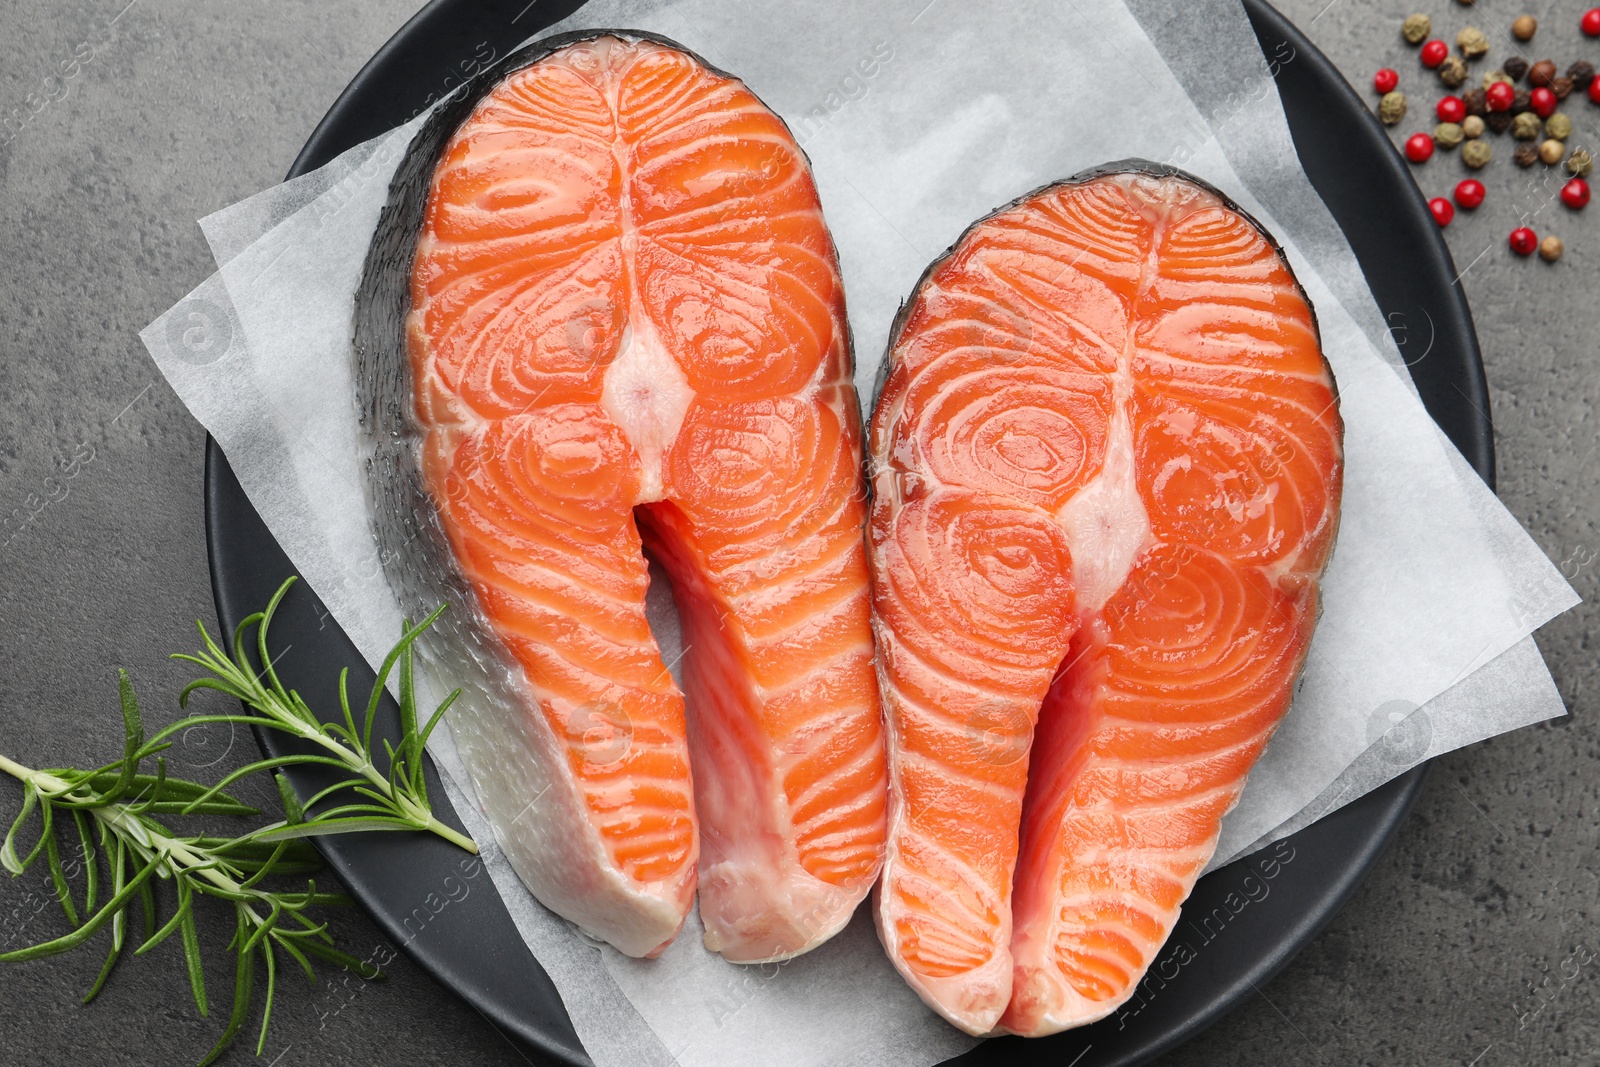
(0, 2), (1594, 1064)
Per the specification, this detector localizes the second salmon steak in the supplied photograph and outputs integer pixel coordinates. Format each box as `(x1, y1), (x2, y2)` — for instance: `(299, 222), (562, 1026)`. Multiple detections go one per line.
(868, 165), (1343, 1035)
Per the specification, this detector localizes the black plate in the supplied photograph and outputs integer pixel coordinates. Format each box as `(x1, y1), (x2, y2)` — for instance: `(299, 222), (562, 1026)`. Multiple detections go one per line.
(203, 2), (1491, 1064)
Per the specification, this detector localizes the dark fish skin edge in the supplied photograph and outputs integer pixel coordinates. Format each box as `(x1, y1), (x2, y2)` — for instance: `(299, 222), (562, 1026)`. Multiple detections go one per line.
(866, 159), (1342, 616)
(351, 26), (859, 772)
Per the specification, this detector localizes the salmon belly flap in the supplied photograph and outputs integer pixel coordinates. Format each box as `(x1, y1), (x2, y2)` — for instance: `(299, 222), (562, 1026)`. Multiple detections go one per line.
(389, 33), (886, 961)
(867, 168), (1342, 1035)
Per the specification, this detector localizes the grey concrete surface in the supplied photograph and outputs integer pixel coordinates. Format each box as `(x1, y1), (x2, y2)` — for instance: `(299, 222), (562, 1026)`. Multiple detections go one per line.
(0, 1), (1593, 1065)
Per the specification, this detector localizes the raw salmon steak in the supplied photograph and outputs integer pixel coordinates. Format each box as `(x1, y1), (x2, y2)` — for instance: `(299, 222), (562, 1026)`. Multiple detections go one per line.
(867, 164), (1342, 1034)
(356, 30), (886, 961)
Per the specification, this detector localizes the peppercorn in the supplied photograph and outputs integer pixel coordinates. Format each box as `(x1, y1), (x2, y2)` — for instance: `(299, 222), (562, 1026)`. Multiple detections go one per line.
(1378, 90), (1407, 125)
(1512, 15), (1537, 40)
(1403, 13), (1432, 43)
(1530, 87), (1557, 117)
(1545, 112), (1572, 140)
(1434, 122), (1465, 148)
(1562, 177), (1591, 209)
(1462, 114), (1486, 138)
(1455, 178), (1487, 208)
(1375, 68), (1400, 94)
(1462, 139), (1493, 167)
(1484, 70), (1513, 90)
(1568, 61), (1596, 88)
(1405, 132), (1436, 162)
(1509, 226), (1538, 255)
(1456, 27), (1489, 58)
(1529, 60), (1558, 88)
(1584, 9), (1600, 36)
(1439, 57), (1469, 87)
(1421, 39), (1450, 68)
(1463, 88), (1487, 115)
(1514, 142), (1540, 166)
(1429, 197), (1455, 226)
(1553, 76), (1574, 100)
(1486, 110), (1514, 133)
(1568, 149), (1594, 177)
(1591, 79), (1600, 104)
(1504, 57), (1530, 82)
(1456, 0), (1474, 5)
(1486, 81), (1515, 110)
(1539, 139), (1566, 165)
(1512, 88), (1532, 113)
(1512, 112), (1542, 139)
(1437, 95), (1466, 122)
(1538, 235), (1563, 262)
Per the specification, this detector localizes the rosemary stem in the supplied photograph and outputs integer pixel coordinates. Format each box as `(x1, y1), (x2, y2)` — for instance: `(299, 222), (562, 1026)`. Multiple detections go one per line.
(0, 752), (254, 897)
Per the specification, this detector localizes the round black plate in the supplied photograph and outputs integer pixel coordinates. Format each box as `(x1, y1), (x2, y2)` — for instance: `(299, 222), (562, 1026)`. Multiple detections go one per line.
(203, 2), (1491, 1064)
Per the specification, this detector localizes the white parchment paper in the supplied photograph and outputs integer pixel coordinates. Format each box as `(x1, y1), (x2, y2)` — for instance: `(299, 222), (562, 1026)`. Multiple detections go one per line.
(141, 2), (1579, 1063)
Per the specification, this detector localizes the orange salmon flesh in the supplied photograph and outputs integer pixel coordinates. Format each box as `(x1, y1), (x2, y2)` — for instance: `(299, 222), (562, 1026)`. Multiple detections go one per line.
(402, 33), (886, 962)
(867, 170), (1342, 1035)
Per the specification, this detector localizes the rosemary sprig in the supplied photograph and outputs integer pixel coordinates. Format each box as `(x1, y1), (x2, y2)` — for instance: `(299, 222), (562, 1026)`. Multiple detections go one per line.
(166, 577), (477, 854)
(0, 674), (366, 1065)
(0, 577), (476, 1064)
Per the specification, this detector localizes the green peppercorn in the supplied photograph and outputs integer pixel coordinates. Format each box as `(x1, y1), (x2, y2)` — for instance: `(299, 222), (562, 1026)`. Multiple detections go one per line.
(1512, 112), (1542, 139)
(1439, 57), (1469, 88)
(1544, 113), (1572, 140)
(1568, 149), (1594, 178)
(1483, 70), (1513, 89)
(1434, 122), (1465, 148)
(1457, 27), (1489, 58)
(1402, 13), (1431, 43)
(1461, 115), (1486, 138)
(1378, 90), (1407, 125)
(1462, 139), (1492, 168)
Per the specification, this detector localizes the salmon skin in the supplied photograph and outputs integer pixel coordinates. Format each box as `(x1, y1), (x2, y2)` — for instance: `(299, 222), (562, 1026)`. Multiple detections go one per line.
(356, 30), (887, 962)
(867, 163), (1342, 1035)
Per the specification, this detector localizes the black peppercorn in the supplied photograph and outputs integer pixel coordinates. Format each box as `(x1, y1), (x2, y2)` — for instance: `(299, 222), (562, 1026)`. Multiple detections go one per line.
(1504, 56), (1529, 81)
(1568, 61), (1595, 89)
(1463, 87), (1487, 115)
(1486, 110), (1514, 133)
(1553, 75), (1574, 99)
(1512, 88), (1531, 113)
(1513, 142), (1539, 166)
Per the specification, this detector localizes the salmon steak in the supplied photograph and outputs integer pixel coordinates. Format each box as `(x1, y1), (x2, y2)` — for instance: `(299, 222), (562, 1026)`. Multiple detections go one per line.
(867, 164), (1342, 1035)
(356, 31), (886, 962)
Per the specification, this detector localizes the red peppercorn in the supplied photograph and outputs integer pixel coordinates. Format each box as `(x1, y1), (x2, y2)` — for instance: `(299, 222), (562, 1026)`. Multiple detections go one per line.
(1405, 132), (1435, 162)
(1429, 197), (1455, 226)
(1590, 77), (1600, 104)
(1583, 8), (1600, 36)
(1375, 68), (1400, 94)
(1436, 95), (1466, 122)
(1530, 87), (1558, 118)
(1486, 82), (1516, 112)
(1455, 179), (1487, 209)
(1562, 178), (1592, 209)
(1509, 227), (1539, 256)
(1421, 39), (1449, 68)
